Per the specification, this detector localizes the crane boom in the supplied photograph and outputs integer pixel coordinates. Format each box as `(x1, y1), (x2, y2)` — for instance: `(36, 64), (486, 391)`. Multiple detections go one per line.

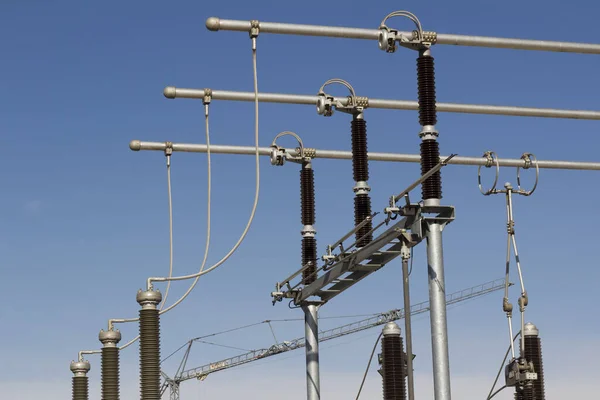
(172, 278), (506, 384)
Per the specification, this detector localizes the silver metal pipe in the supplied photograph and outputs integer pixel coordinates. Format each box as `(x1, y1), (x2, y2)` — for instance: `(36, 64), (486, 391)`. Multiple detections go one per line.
(206, 17), (600, 55)
(130, 141), (600, 171)
(302, 302), (321, 400)
(402, 256), (415, 400)
(164, 87), (600, 120)
(425, 222), (451, 400)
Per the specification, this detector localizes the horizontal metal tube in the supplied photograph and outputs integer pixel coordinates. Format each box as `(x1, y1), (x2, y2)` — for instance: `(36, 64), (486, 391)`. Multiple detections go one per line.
(129, 140), (600, 171)
(163, 87), (600, 120)
(206, 17), (600, 55)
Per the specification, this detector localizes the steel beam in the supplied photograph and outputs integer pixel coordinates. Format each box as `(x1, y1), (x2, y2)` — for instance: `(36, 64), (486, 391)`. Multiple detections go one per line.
(130, 141), (600, 171)
(163, 87), (600, 120)
(206, 17), (600, 55)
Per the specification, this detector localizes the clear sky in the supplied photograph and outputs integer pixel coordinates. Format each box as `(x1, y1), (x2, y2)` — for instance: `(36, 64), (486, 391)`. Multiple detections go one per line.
(1, 1), (599, 399)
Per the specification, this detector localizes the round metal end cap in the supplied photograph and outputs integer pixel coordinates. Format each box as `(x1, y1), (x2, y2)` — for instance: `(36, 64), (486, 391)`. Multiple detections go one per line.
(129, 140), (141, 151)
(136, 289), (162, 305)
(163, 86), (176, 99)
(382, 322), (401, 336)
(70, 360), (91, 373)
(205, 17), (220, 31)
(99, 329), (122, 344)
(523, 322), (539, 337)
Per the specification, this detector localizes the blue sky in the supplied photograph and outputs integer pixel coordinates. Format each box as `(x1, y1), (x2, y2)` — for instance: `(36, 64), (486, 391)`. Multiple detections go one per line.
(1, 1), (599, 399)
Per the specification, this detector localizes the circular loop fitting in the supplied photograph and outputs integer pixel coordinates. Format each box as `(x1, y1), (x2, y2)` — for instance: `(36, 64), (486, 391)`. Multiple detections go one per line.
(271, 131), (305, 159)
(517, 153), (539, 196)
(379, 10), (424, 45)
(478, 151), (500, 195)
(317, 78), (357, 115)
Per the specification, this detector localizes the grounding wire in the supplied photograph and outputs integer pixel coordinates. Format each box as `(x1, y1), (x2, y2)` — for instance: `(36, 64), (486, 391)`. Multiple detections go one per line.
(486, 331), (521, 400)
(355, 331), (383, 400)
(117, 35), (261, 352)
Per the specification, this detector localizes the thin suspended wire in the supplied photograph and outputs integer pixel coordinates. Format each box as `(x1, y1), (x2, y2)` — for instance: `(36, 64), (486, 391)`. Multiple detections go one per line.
(487, 331), (521, 400)
(161, 341), (191, 364)
(195, 340), (252, 352)
(355, 332), (383, 400)
(148, 34), (261, 300)
(160, 155), (175, 309)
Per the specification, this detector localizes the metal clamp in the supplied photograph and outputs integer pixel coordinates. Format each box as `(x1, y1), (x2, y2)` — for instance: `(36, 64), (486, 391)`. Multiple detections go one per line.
(516, 153), (539, 196)
(478, 151), (500, 195)
(377, 10), (429, 53)
(269, 131), (307, 165)
(316, 78), (365, 116)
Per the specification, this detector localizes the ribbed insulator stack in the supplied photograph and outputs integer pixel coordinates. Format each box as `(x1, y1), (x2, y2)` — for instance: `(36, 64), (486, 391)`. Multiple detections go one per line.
(137, 289), (162, 400)
(101, 348), (119, 400)
(417, 54), (442, 201)
(522, 323), (545, 400)
(351, 116), (373, 247)
(300, 162), (317, 285)
(72, 376), (89, 400)
(99, 329), (121, 400)
(70, 360), (90, 400)
(381, 322), (407, 400)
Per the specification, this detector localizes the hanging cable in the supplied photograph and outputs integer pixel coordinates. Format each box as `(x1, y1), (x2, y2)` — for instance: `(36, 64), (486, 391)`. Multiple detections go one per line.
(114, 33), (262, 352)
(487, 331), (521, 400)
(144, 25), (261, 293)
(355, 332), (383, 400)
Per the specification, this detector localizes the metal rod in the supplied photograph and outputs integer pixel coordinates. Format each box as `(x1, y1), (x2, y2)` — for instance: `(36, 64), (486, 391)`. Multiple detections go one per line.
(302, 302), (321, 400)
(402, 255), (415, 400)
(425, 221), (451, 400)
(206, 17), (600, 55)
(130, 141), (600, 171)
(164, 87), (600, 120)
(393, 155), (455, 204)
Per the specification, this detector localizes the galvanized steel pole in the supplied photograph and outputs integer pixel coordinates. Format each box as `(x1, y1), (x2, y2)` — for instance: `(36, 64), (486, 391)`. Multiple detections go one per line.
(425, 223), (451, 400)
(302, 302), (321, 400)
(129, 141), (600, 171)
(206, 17), (600, 55)
(163, 87), (600, 120)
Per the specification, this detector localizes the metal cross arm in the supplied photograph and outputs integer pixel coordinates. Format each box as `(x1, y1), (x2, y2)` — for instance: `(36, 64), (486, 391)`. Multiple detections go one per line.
(130, 140), (600, 171)
(205, 16), (600, 55)
(163, 87), (600, 120)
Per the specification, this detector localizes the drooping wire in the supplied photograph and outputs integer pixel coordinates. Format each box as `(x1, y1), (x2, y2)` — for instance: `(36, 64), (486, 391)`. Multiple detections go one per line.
(488, 386), (507, 399)
(487, 331), (521, 400)
(115, 152), (180, 351)
(161, 151), (175, 310)
(146, 29), (261, 290)
(117, 89), (213, 351)
(355, 332), (383, 400)
(118, 35), (262, 351)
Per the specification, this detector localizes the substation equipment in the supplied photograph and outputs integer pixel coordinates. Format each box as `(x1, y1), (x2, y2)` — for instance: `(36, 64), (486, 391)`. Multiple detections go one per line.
(68, 9), (600, 400)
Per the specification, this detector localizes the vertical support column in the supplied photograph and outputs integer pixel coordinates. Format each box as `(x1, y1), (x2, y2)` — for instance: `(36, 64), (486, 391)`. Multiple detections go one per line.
(137, 289), (162, 400)
(302, 301), (321, 400)
(401, 246), (415, 400)
(425, 221), (451, 400)
(99, 329), (122, 400)
(417, 43), (451, 400)
(70, 360), (91, 400)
